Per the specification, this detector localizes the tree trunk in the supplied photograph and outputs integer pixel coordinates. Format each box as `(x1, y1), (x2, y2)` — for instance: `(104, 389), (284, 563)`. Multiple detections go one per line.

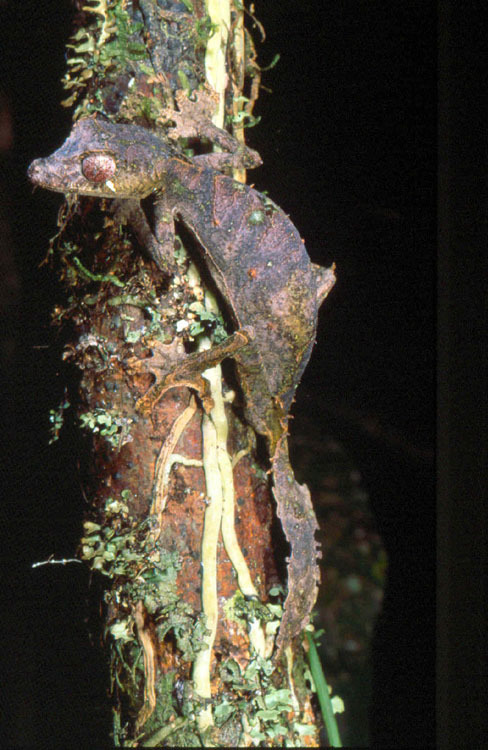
(36, 1), (328, 745)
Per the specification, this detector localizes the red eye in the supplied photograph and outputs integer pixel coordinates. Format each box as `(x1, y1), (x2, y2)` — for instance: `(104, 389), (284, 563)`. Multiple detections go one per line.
(81, 153), (116, 183)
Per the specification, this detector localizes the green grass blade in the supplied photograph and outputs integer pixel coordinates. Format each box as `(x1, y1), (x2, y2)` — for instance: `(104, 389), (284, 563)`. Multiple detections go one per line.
(305, 630), (343, 747)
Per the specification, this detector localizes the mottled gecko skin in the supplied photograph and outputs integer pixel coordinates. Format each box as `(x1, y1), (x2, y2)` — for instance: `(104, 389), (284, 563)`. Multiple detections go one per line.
(28, 116), (335, 651)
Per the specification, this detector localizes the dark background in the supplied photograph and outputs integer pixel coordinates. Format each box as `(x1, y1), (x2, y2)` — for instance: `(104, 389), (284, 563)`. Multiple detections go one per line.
(0, 0), (443, 746)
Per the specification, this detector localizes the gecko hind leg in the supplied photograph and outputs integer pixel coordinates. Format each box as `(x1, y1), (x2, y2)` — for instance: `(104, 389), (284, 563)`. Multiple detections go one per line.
(129, 330), (251, 417)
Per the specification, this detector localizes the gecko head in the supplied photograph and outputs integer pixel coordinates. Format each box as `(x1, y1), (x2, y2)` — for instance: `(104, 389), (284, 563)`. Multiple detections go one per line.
(28, 117), (173, 199)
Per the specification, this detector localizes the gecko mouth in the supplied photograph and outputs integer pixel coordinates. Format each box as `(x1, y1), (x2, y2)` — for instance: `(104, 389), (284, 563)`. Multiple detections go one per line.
(27, 159), (67, 193)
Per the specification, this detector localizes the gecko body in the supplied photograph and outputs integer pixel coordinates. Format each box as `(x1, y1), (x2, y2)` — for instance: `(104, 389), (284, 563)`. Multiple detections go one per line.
(28, 115), (335, 650)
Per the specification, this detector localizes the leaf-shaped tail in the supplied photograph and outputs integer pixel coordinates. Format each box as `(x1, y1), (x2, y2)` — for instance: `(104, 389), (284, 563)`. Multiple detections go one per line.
(272, 436), (321, 654)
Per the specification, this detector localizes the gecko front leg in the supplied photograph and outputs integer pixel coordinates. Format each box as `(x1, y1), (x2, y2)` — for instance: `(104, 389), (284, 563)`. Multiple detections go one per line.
(161, 88), (262, 172)
(111, 199), (174, 274)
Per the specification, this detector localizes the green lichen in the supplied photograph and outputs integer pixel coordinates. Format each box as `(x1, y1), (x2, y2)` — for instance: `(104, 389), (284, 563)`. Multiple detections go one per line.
(81, 490), (218, 747)
(248, 209), (265, 225)
(224, 589), (276, 629)
(186, 300), (228, 342)
(216, 653), (314, 746)
(79, 407), (133, 448)
(215, 589), (320, 746)
(81, 493), (213, 741)
(48, 391), (70, 444)
(81, 493), (208, 656)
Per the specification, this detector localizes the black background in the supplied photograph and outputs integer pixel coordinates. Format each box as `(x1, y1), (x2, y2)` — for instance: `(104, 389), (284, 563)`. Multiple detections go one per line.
(0, 1), (481, 748)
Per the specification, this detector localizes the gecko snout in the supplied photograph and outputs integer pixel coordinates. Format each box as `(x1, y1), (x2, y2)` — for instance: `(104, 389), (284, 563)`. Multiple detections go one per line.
(27, 159), (42, 184)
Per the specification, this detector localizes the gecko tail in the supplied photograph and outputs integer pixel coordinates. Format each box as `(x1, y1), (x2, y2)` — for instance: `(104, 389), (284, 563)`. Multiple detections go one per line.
(271, 437), (321, 655)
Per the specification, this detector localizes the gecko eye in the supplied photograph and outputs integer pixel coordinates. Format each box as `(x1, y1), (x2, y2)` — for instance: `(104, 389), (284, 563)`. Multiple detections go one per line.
(81, 153), (116, 183)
